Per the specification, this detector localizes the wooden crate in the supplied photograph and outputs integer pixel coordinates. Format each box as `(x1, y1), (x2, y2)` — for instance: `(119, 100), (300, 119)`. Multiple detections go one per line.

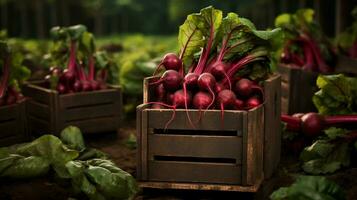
(136, 74), (281, 192)
(335, 55), (357, 76)
(23, 82), (122, 135)
(278, 64), (318, 114)
(0, 100), (28, 146)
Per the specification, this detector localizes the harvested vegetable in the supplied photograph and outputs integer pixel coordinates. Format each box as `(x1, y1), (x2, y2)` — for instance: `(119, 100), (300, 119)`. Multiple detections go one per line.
(44, 25), (115, 94)
(336, 7), (357, 58)
(274, 9), (335, 73)
(147, 6), (280, 127)
(270, 175), (345, 200)
(313, 74), (357, 115)
(0, 41), (30, 107)
(0, 126), (138, 200)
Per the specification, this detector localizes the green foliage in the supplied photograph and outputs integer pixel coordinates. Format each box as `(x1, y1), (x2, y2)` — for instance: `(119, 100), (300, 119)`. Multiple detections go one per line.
(313, 74), (357, 115)
(0, 40), (31, 92)
(335, 7), (357, 54)
(0, 126), (138, 200)
(300, 128), (352, 174)
(270, 175), (345, 200)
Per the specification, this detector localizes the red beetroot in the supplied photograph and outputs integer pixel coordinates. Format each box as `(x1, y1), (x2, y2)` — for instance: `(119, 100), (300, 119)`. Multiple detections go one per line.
(245, 96), (261, 109)
(192, 92), (213, 110)
(154, 53), (183, 75)
(235, 78), (253, 97)
(151, 70), (182, 92)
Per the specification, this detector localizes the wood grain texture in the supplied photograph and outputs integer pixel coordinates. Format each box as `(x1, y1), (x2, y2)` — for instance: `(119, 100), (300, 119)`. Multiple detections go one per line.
(148, 161), (242, 184)
(335, 55), (357, 75)
(148, 134), (242, 163)
(278, 64), (318, 114)
(138, 75), (280, 191)
(138, 180), (263, 192)
(0, 101), (28, 146)
(263, 74), (281, 178)
(23, 82), (122, 135)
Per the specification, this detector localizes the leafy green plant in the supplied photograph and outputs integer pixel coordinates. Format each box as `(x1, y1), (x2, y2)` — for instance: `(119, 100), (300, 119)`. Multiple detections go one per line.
(313, 74), (357, 115)
(0, 126), (138, 200)
(300, 127), (357, 174)
(335, 7), (357, 58)
(44, 24), (118, 94)
(270, 175), (345, 200)
(0, 40), (31, 106)
(274, 8), (335, 73)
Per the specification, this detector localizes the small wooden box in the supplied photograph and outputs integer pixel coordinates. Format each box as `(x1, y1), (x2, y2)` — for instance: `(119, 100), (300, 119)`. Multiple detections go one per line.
(278, 64), (318, 114)
(23, 82), (122, 135)
(136, 74), (281, 192)
(0, 100), (28, 146)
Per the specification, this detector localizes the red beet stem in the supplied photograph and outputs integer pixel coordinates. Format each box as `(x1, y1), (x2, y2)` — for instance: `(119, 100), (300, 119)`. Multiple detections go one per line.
(324, 115), (357, 125)
(281, 114), (301, 131)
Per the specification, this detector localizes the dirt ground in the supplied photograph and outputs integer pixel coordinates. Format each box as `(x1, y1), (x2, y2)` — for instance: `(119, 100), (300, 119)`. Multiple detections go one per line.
(1, 120), (357, 200)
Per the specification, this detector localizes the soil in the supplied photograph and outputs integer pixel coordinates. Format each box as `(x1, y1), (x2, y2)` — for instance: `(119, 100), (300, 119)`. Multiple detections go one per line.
(1, 119), (357, 200)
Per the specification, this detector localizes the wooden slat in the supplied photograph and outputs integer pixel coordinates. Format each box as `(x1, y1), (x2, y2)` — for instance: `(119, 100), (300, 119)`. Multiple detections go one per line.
(277, 64), (291, 82)
(0, 120), (18, 138)
(0, 104), (17, 121)
(244, 105), (264, 185)
(23, 83), (53, 104)
(281, 80), (289, 99)
(27, 101), (50, 120)
(63, 116), (120, 134)
(139, 181), (261, 192)
(28, 116), (51, 135)
(281, 97), (289, 114)
(148, 134), (242, 163)
(0, 135), (27, 147)
(143, 76), (160, 103)
(136, 104), (144, 180)
(63, 103), (118, 121)
(147, 109), (243, 131)
(141, 110), (149, 180)
(59, 89), (119, 108)
(335, 55), (357, 76)
(263, 74), (281, 179)
(148, 161), (242, 184)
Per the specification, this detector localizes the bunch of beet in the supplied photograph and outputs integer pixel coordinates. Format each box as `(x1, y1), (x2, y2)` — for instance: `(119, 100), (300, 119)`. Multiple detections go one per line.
(0, 41), (28, 107)
(147, 53), (264, 128)
(142, 7), (280, 128)
(44, 25), (108, 94)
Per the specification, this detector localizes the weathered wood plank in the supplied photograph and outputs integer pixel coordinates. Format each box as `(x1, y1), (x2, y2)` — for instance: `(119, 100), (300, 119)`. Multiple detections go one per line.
(147, 109), (243, 131)
(148, 161), (242, 184)
(23, 83), (53, 104)
(335, 55), (357, 75)
(0, 104), (17, 121)
(59, 89), (119, 108)
(0, 120), (18, 138)
(148, 134), (242, 163)
(139, 180), (262, 192)
(63, 116), (120, 134)
(63, 103), (118, 121)
(27, 101), (51, 120)
(263, 74), (281, 179)
(141, 110), (148, 180)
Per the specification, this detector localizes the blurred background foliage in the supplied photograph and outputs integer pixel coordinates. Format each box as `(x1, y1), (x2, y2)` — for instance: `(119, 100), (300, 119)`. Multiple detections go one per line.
(0, 0), (355, 38)
(0, 0), (356, 116)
